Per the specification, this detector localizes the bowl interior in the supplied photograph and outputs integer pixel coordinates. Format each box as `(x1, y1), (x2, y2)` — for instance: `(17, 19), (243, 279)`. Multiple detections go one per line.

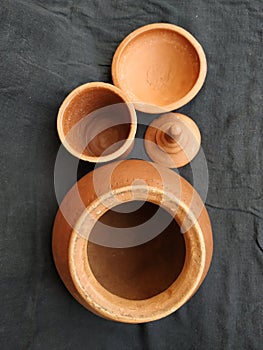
(87, 200), (186, 300)
(115, 28), (200, 108)
(61, 86), (131, 158)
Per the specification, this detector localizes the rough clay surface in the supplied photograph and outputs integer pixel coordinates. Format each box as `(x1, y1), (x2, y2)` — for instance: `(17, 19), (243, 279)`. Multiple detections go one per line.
(0, 0), (262, 349)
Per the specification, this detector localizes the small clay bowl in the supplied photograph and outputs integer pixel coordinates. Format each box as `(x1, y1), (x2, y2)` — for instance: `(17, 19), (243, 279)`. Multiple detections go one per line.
(112, 23), (207, 113)
(57, 82), (137, 162)
(52, 160), (213, 323)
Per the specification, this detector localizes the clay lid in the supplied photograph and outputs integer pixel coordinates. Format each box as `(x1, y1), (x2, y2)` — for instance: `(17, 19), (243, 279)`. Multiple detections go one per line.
(144, 113), (201, 168)
(112, 23), (207, 114)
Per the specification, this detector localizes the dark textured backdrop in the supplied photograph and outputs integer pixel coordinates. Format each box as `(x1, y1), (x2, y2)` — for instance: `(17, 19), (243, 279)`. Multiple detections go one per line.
(0, 0), (262, 349)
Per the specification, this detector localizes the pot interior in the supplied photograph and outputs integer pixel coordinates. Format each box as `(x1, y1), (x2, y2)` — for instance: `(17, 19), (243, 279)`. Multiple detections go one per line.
(62, 86), (131, 157)
(88, 200), (186, 300)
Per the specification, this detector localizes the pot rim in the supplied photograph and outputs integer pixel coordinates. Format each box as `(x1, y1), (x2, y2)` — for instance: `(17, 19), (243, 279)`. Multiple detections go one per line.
(68, 184), (206, 323)
(57, 82), (137, 162)
(112, 23), (207, 114)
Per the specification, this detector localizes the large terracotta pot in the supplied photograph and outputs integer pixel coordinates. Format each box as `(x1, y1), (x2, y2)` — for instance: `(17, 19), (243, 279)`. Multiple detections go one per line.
(52, 160), (212, 323)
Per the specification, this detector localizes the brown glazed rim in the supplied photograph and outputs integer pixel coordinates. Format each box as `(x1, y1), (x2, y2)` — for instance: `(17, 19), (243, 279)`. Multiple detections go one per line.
(112, 23), (207, 113)
(57, 82), (137, 162)
(68, 185), (206, 323)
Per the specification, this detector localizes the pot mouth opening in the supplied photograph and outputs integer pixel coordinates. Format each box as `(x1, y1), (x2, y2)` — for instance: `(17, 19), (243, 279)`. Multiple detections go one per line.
(69, 184), (206, 322)
(87, 200), (186, 300)
(58, 83), (136, 161)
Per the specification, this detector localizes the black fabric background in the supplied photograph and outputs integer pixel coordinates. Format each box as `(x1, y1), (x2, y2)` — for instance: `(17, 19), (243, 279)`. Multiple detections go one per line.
(0, 0), (262, 349)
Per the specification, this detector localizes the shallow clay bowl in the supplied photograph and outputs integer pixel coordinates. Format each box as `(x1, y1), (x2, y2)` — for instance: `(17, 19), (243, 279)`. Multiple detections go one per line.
(57, 82), (137, 162)
(112, 23), (207, 113)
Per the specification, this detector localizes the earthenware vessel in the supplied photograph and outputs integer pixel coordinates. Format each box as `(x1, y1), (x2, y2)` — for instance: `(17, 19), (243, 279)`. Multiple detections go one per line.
(144, 113), (201, 168)
(52, 159), (213, 323)
(112, 23), (207, 113)
(57, 82), (137, 162)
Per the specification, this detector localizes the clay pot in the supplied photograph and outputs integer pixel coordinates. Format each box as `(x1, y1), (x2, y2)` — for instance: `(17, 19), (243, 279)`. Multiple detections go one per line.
(112, 23), (207, 113)
(145, 113), (201, 168)
(52, 159), (213, 323)
(57, 82), (137, 162)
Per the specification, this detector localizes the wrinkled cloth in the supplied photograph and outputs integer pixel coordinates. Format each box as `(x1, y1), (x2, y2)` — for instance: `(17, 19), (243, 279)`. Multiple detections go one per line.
(0, 0), (262, 349)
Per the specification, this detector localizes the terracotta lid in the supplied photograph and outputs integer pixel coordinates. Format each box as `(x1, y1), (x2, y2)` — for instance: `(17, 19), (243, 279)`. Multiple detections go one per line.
(112, 23), (207, 113)
(144, 113), (201, 168)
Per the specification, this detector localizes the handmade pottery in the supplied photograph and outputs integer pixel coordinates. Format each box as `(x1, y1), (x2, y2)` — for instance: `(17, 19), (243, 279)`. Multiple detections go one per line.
(52, 159), (213, 323)
(112, 23), (207, 113)
(57, 82), (137, 162)
(144, 113), (201, 168)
